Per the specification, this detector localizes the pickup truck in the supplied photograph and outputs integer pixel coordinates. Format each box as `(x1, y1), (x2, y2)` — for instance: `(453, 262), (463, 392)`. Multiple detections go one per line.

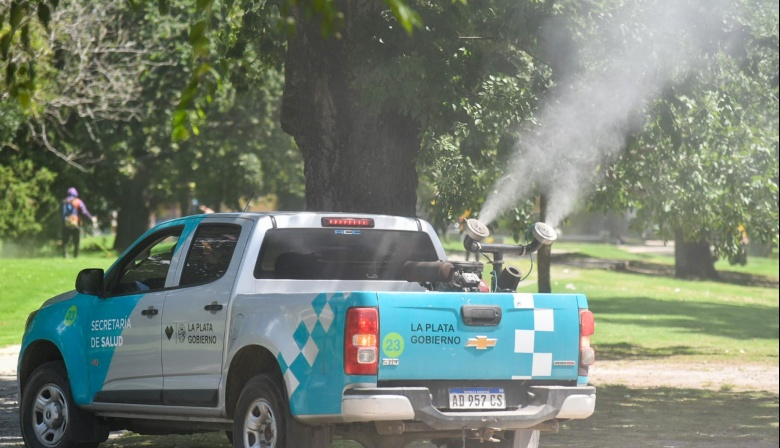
(17, 212), (595, 448)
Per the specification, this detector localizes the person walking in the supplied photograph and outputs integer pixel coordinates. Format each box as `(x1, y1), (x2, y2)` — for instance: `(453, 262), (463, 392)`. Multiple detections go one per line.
(61, 187), (95, 258)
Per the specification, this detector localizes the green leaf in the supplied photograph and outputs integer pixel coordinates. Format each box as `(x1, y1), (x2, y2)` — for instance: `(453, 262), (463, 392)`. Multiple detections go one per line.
(385, 0), (422, 34)
(172, 109), (188, 127)
(189, 20), (210, 58)
(9, 1), (23, 30)
(18, 88), (31, 110)
(0, 33), (11, 60)
(37, 3), (51, 30)
(172, 125), (190, 142)
(189, 20), (208, 43)
(157, 0), (169, 14)
(5, 61), (16, 85)
(21, 24), (30, 48)
(194, 62), (214, 78)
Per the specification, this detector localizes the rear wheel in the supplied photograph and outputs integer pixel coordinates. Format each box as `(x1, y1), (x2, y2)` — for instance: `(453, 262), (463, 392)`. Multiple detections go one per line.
(233, 375), (286, 448)
(20, 361), (101, 448)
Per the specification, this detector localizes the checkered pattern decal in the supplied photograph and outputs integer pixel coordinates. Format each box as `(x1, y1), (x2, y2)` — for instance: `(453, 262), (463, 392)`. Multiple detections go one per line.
(277, 293), (337, 399)
(512, 294), (557, 379)
(272, 292), (384, 416)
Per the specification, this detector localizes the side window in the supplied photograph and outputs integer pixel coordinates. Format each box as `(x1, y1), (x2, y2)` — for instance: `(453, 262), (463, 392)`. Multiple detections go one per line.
(109, 228), (183, 295)
(179, 224), (241, 287)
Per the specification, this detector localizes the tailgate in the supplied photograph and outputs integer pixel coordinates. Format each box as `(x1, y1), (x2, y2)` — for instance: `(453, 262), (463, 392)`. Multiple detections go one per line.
(377, 292), (584, 381)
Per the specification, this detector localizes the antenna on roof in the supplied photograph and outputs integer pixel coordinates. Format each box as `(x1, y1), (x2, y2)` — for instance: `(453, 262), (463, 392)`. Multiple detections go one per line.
(243, 193), (255, 212)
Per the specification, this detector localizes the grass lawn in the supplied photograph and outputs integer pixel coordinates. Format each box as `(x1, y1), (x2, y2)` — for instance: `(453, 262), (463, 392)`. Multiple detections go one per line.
(0, 255), (113, 346)
(2, 240), (776, 359)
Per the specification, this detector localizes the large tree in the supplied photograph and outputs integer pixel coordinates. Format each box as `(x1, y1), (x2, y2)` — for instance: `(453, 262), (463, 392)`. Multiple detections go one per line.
(590, 0), (779, 279)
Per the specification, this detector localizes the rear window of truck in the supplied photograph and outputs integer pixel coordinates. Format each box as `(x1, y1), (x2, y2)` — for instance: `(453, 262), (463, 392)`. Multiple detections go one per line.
(253, 229), (439, 280)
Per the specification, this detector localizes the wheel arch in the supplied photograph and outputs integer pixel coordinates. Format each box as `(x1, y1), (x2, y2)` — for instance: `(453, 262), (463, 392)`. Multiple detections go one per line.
(225, 345), (285, 419)
(18, 339), (64, 393)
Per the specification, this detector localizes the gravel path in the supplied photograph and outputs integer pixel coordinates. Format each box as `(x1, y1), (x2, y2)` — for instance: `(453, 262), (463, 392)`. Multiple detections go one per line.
(0, 346), (21, 446)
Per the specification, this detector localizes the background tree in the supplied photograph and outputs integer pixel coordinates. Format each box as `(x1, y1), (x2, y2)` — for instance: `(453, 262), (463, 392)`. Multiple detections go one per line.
(590, 0), (779, 279)
(2, 0), (303, 251)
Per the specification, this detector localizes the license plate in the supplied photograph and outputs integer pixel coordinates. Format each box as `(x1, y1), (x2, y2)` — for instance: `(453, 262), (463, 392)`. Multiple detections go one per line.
(448, 387), (506, 410)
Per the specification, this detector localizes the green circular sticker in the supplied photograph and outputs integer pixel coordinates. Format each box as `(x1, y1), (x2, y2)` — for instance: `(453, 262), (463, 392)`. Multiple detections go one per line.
(382, 332), (405, 358)
(64, 305), (78, 326)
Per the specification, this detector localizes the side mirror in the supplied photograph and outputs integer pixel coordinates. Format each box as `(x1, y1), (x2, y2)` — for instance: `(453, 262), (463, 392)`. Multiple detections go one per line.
(76, 269), (104, 295)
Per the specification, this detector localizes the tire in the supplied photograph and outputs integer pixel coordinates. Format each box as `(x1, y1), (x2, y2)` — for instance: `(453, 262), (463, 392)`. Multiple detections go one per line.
(19, 361), (100, 448)
(233, 375), (286, 448)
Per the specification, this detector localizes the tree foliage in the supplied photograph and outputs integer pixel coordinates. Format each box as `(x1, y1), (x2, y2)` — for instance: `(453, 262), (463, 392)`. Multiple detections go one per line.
(589, 0), (779, 277)
(0, 152), (55, 239)
(2, 0), (777, 285)
(1, 0), (302, 250)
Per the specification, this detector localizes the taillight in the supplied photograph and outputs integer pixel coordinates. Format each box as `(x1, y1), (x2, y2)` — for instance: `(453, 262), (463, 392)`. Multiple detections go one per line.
(580, 309), (595, 337)
(579, 310), (596, 373)
(345, 307), (379, 375)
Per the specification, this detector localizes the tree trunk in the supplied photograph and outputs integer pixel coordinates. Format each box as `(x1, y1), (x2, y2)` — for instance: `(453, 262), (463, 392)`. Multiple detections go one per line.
(674, 229), (718, 280)
(114, 170), (152, 252)
(280, 3), (420, 216)
(537, 194), (552, 293)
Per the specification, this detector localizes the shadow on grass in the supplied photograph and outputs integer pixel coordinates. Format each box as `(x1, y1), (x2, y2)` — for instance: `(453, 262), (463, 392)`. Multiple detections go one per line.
(593, 342), (701, 361)
(552, 253), (779, 289)
(589, 296), (779, 342)
(545, 385), (779, 448)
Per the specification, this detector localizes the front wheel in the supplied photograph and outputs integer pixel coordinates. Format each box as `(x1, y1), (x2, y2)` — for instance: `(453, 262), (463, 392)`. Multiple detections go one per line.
(233, 375), (286, 448)
(19, 361), (99, 448)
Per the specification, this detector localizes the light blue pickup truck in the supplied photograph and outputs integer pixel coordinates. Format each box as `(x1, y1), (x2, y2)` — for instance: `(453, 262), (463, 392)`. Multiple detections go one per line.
(18, 212), (595, 448)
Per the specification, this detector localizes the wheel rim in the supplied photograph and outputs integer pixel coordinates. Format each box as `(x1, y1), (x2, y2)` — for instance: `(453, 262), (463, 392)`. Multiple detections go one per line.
(243, 398), (277, 448)
(31, 383), (69, 447)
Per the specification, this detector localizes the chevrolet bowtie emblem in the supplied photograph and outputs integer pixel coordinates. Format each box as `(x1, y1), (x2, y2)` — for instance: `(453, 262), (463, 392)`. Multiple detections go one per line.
(465, 336), (497, 350)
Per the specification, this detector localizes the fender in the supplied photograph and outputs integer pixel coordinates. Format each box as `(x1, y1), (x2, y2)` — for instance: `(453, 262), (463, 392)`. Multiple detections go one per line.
(228, 291), (379, 416)
(21, 294), (96, 404)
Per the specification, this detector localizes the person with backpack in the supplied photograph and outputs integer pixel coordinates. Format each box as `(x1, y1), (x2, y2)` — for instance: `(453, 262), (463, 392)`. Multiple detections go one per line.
(61, 187), (95, 258)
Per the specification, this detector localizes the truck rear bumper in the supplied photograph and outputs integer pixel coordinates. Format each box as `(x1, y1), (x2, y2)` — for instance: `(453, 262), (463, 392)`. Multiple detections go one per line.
(339, 385), (595, 430)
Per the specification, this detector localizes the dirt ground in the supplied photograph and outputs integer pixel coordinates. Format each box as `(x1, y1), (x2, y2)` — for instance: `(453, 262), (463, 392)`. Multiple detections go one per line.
(1, 344), (777, 447)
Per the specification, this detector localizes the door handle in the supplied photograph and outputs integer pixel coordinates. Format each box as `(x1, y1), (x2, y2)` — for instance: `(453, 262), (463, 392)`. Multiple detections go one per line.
(141, 306), (159, 317)
(204, 302), (223, 312)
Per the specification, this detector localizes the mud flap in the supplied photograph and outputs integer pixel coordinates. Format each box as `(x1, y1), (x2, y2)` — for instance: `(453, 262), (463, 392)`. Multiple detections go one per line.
(70, 406), (109, 444)
(287, 417), (332, 448)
